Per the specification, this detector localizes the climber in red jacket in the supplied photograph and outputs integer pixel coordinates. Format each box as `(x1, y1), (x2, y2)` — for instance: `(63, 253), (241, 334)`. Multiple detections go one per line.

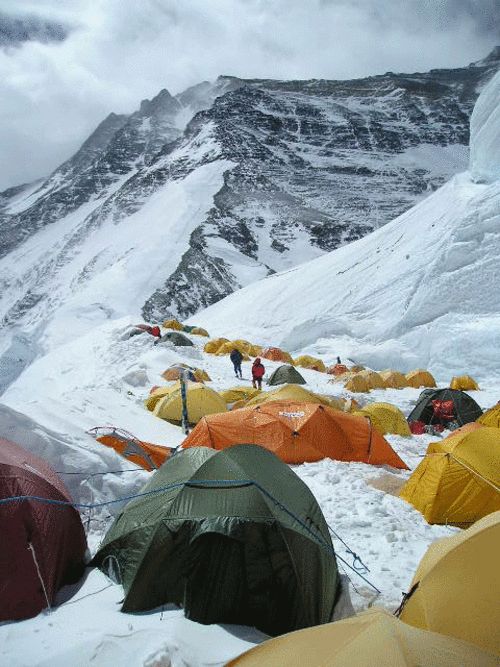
(252, 357), (265, 390)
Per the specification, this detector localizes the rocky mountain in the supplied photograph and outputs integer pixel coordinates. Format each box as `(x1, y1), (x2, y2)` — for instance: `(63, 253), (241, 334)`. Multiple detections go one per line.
(0, 48), (498, 348)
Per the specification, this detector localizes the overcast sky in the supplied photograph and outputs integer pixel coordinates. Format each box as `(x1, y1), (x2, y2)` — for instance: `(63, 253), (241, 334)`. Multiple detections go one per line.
(0, 0), (498, 190)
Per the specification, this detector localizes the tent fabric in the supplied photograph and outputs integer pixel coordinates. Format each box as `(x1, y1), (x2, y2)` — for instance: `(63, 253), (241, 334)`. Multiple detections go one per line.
(407, 388), (483, 426)
(228, 608), (499, 667)
(94, 445), (339, 635)
(162, 319), (184, 331)
(450, 375), (480, 391)
(220, 386), (260, 404)
(326, 364), (349, 376)
(293, 355), (326, 373)
(153, 382), (227, 424)
(399, 511), (500, 655)
(92, 428), (172, 471)
(0, 437), (86, 621)
(478, 403), (500, 428)
(357, 370), (385, 389)
(379, 370), (408, 389)
(162, 367), (197, 383)
(190, 326), (209, 337)
(182, 401), (408, 468)
(399, 426), (500, 525)
(261, 347), (294, 364)
(405, 369), (437, 388)
(268, 364), (306, 386)
(158, 331), (194, 347)
(204, 338), (230, 354)
(343, 374), (370, 393)
(245, 384), (335, 409)
(354, 403), (411, 436)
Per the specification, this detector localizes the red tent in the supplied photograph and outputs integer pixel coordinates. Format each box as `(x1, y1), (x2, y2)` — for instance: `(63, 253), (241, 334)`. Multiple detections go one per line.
(0, 438), (87, 621)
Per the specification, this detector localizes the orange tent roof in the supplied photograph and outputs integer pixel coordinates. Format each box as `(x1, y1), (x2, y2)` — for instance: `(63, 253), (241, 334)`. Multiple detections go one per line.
(182, 401), (408, 468)
(327, 364), (349, 376)
(261, 347), (294, 364)
(93, 428), (172, 471)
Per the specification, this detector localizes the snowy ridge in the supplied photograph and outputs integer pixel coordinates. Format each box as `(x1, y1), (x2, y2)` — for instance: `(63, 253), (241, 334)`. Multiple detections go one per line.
(193, 71), (500, 381)
(0, 50), (498, 360)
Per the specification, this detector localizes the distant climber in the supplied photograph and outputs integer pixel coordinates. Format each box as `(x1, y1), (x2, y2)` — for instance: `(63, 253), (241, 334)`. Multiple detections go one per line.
(336, 356), (341, 364)
(252, 357), (265, 390)
(230, 348), (243, 379)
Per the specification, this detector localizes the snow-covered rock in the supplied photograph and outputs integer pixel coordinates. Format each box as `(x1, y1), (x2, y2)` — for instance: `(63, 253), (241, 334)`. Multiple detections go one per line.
(193, 70), (500, 382)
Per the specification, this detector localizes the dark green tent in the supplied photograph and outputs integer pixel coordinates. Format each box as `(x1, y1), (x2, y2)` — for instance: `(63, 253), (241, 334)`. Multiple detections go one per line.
(182, 325), (195, 333)
(158, 331), (194, 347)
(94, 445), (339, 635)
(268, 364), (306, 386)
(408, 388), (482, 426)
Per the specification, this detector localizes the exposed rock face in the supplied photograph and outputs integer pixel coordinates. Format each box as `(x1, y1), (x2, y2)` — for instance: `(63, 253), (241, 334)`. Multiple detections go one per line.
(0, 49), (498, 333)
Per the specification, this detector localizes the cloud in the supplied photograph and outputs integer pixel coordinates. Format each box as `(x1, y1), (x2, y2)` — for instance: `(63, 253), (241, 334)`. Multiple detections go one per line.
(0, 0), (498, 190)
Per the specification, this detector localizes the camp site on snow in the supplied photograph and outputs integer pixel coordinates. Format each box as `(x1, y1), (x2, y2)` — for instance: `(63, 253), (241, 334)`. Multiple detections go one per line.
(0, 33), (499, 667)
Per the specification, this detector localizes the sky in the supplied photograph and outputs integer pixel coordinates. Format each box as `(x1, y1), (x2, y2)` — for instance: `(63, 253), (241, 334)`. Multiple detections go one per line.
(0, 0), (498, 191)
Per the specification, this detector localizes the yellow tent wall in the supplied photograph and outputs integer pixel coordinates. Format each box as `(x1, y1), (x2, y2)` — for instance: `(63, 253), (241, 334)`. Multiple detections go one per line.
(153, 382), (227, 424)
(399, 511), (500, 656)
(380, 370), (408, 388)
(450, 375), (480, 391)
(478, 404), (500, 428)
(405, 369), (436, 388)
(162, 318), (184, 331)
(293, 355), (326, 372)
(355, 402), (411, 436)
(344, 374), (370, 393)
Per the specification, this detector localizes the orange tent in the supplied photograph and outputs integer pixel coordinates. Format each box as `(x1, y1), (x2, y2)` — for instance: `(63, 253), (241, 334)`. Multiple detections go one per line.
(90, 427), (172, 471)
(327, 364), (349, 376)
(261, 347), (294, 364)
(182, 401), (408, 468)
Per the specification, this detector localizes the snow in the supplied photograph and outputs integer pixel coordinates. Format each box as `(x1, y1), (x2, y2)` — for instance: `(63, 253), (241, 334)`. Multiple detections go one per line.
(0, 64), (499, 667)
(192, 73), (500, 383)
(470, 70), (500, 183)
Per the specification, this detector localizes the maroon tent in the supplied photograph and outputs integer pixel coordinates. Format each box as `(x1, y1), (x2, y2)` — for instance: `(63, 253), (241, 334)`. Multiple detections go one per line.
(0, 438), (87, 621)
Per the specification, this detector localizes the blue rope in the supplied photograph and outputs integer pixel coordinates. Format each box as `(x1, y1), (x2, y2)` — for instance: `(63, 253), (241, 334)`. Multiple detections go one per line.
(0, 477), (381, 593)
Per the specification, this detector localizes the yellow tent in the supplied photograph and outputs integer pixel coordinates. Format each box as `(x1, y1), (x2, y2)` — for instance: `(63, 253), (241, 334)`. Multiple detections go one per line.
(478, 403), (500, 428)
(344, 374), (370, 393)
(228, 608), (498, 666)
(190, 326), (209, 337)
(350, 364), (365, 372)
(354, 402), (411, 436)
(380, 370), (408, 389)
(450, 375), (480, 391)
(153, 382), (227, 424)
(220, 386), (260, 404)
(162, 318), (184, 331)
(358, 369), (385, 389)
(399, 426), (500, 525)
(293, 355), (326, 373)
(144, 386), (172, 412)
(245, 384), (333, 408)
(203, 337), (230, 354)
(405, 369), (436, 388)
(399, 511), (500, 656)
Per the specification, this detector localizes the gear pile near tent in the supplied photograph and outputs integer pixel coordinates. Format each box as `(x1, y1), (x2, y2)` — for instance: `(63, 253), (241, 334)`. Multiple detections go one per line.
(407, 388), (483, 428)
(399, 424), (500, 525)
(94, 446), (340, 636)
(327, 363), (349, 376)
(228, 608), (498, 667)
(181, 401), (408, 468)
(398, 511), (500, 656)
(152, 382), (227, 424)
(0, 438), (87, 621)
(268, 364), (306, 386)
(89, 427), (172, 471)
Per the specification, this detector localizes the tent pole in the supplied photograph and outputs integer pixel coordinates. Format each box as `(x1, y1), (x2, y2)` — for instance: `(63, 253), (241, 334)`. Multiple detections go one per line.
(180, 370), (190, 435)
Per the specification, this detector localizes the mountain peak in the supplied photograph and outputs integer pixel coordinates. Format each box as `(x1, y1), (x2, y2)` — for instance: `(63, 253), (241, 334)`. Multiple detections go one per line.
(139, 88), (180, 116)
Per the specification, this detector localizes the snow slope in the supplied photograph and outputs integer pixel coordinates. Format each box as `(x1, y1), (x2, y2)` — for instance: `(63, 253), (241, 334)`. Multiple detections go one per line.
(193, 71), (500, 382)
